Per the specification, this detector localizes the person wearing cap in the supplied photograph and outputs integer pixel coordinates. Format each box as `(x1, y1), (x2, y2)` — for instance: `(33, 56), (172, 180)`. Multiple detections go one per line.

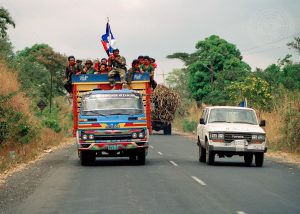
(107, 49), (127, 88)
(127, 59), (142, 85)
(81, 60), (96, 74)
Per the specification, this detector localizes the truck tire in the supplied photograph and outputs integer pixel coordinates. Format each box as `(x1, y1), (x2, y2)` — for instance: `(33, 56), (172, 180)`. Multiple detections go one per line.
(80, 151), (95, 166)
(163, 124), (172, 135)
(255, 153), (264, 167)
(206, 145), (215, 165)
(244, 153), (253, 166)
(199, 145), (206, 163)
(137, 148), (146, 165)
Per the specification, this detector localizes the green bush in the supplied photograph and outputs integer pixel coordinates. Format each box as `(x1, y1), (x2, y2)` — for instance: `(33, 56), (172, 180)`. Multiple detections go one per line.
(43, 118), (61, 133)
(182, 119), (197, 133)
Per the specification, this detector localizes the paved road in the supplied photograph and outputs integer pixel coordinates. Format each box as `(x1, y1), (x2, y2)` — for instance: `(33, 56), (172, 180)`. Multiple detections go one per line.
(1, 134), (300, 214)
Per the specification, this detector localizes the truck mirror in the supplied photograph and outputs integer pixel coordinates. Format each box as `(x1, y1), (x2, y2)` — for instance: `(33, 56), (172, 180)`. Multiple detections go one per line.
(199, 118), (205, 124)
(259, 120), (266, 127)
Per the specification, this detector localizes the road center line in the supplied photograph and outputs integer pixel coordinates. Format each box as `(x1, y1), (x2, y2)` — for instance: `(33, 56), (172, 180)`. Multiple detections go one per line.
(149, 145), (154, 149)
(236, 211), (247, 214)
(157, 151), (163, 155)
(169, 160), (178, 166)
(191, 176), (207, 186)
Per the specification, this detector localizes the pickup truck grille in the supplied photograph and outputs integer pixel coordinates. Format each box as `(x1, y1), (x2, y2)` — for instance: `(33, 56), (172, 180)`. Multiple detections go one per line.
(94, 134), (132, 141)
(224, 133), (252, 143)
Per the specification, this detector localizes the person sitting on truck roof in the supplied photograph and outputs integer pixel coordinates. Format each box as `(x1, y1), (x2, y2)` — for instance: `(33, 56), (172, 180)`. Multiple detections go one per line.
(64, 55), (77, 94)
(80, 60), (96, 74)
(99, 63), (108, 74)
(138, 56), (144, 65)
(140, 56), (157, 89)
(150, 58), (157, 69)
(127, 59), (142, 85)
(93, 59), (100, 72)
(101, 58), (108, 65)
(107, 49), (127, 89)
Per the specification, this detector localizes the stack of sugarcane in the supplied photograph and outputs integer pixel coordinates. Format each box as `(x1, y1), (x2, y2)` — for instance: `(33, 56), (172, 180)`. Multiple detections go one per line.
(151, 84), (180, 123)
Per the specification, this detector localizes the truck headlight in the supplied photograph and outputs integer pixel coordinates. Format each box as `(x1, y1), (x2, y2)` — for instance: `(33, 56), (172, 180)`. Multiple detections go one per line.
(88, 134), (94, 140)
(82, 134), (88, 140)
(209, 133), (224, 139)
(132, 132), (138, 139)
(257, 134), (265, 141)
(252, 135), (258, 140)
(138, 132), (145, 139)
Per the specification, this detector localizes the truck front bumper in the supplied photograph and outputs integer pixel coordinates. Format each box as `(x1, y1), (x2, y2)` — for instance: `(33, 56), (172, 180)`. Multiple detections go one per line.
(77, 141), (148, 151)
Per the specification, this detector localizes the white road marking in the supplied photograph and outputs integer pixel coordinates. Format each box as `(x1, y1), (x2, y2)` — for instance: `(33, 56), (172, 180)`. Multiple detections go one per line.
(158, 152), (163, 155)
(149, 145), (154, 149)
(169, 161), (178, 166)
(236, 211), (247, 214)
(191, 176), (207, 186)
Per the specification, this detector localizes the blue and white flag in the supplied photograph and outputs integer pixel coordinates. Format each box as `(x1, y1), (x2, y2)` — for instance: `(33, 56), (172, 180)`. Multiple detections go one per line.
(101, 22), (116, 55)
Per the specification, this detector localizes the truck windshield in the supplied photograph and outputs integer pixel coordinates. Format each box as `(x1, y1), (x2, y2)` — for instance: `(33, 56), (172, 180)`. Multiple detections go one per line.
(81, 93), (144, 116)
(208, 108), (258, 125)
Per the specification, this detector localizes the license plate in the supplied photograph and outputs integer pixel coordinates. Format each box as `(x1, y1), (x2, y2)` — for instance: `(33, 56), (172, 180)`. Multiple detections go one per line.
(235, 140), (245, 151)
(108, 145), (118, 150)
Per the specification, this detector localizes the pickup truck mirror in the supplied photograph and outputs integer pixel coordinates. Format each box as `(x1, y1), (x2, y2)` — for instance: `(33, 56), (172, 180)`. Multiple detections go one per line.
(199, 118), (205, 124)
(259, 120), (266, 127)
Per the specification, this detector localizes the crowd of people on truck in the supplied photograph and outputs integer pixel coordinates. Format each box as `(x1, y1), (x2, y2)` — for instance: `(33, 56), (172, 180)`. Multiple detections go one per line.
(64, 49), (157, 94)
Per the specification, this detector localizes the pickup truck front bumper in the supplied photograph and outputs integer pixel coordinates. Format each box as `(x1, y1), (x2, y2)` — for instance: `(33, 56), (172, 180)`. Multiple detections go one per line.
(209, 141), (267, 153)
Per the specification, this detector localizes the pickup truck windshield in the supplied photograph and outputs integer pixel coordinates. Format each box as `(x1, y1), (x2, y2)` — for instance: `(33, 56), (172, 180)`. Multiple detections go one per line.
(208, 108), (258, 125)
(81, 93), (144, 116)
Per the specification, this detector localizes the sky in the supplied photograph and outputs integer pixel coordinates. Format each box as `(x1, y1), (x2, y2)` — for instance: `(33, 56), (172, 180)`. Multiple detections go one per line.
(2, 0), (300, 83)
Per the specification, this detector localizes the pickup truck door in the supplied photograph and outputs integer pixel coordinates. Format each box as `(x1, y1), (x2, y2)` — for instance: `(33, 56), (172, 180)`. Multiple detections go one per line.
(198, 109), (208, 144)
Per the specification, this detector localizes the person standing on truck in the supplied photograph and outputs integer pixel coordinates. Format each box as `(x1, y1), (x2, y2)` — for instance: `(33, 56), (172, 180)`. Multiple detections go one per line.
(127, 59), (142, 85)
(80, 60), (96, 74)
(99, 63), (108, 74)
(107, 49), (127, 89)
(101, 58), (108, 65)
(64, 55), (77, 94)
(138, 56), (144, 65)
(140, 56), (157, 89)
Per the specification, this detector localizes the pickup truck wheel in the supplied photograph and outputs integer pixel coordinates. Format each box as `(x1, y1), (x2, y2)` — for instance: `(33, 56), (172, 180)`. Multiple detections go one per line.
(244, 153), (253, 166)
(80, 151), (95, 166)
(137, 149), (146, 165)
(199, 145), (206, 163)
(206, 146), (215, 165)
(255, 153), (264, 167)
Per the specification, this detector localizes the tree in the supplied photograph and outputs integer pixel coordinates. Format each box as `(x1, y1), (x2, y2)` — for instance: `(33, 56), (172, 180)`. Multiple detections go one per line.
(287, 37), (300, 55)
(0, 7), (15, 38)
(168, 35), (251, 103)
(16, 44), (66, 103)
(225, 75), (273, 111)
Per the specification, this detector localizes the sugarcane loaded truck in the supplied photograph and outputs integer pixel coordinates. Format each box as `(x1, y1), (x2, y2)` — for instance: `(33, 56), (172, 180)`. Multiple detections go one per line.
(72, 73), (152, 165)
(151, 85), (180, 135)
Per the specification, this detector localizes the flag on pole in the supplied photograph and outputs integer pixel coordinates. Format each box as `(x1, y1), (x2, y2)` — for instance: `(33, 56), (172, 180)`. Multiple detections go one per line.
(101, 21), (116, 56)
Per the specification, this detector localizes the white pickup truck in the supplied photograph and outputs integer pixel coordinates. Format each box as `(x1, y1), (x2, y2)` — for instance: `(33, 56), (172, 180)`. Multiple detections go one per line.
(197, 106), (267, 167)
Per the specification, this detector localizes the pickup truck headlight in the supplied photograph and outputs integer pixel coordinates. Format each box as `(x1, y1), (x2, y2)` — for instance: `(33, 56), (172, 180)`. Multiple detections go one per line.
(209, 132), (224, 139)
(252, 134), (265, 141)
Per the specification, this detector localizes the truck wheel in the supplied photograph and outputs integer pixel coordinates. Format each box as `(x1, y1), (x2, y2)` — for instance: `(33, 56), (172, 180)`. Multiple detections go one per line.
(199, 145), (206, 163)
(206, 145), (215, 165)
(167, 124), (172, 135)
(137, 149), (146, 165)
(244, 153), (253, 166)
(255, 153), (264, 167)
(80, 151), (95, 166)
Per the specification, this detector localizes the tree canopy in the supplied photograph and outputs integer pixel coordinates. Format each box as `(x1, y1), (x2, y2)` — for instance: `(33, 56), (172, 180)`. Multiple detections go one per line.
(0, 7), (15, 38)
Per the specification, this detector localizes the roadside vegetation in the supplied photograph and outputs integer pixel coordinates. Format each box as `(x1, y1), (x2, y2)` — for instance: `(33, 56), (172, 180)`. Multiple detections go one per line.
(167, 35), (300, 153)
(0, 7), (72, 173)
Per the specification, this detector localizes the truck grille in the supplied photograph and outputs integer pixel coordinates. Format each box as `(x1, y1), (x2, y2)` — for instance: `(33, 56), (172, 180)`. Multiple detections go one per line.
(224, 133), (252, 143)
(94, 134), (132, 141)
